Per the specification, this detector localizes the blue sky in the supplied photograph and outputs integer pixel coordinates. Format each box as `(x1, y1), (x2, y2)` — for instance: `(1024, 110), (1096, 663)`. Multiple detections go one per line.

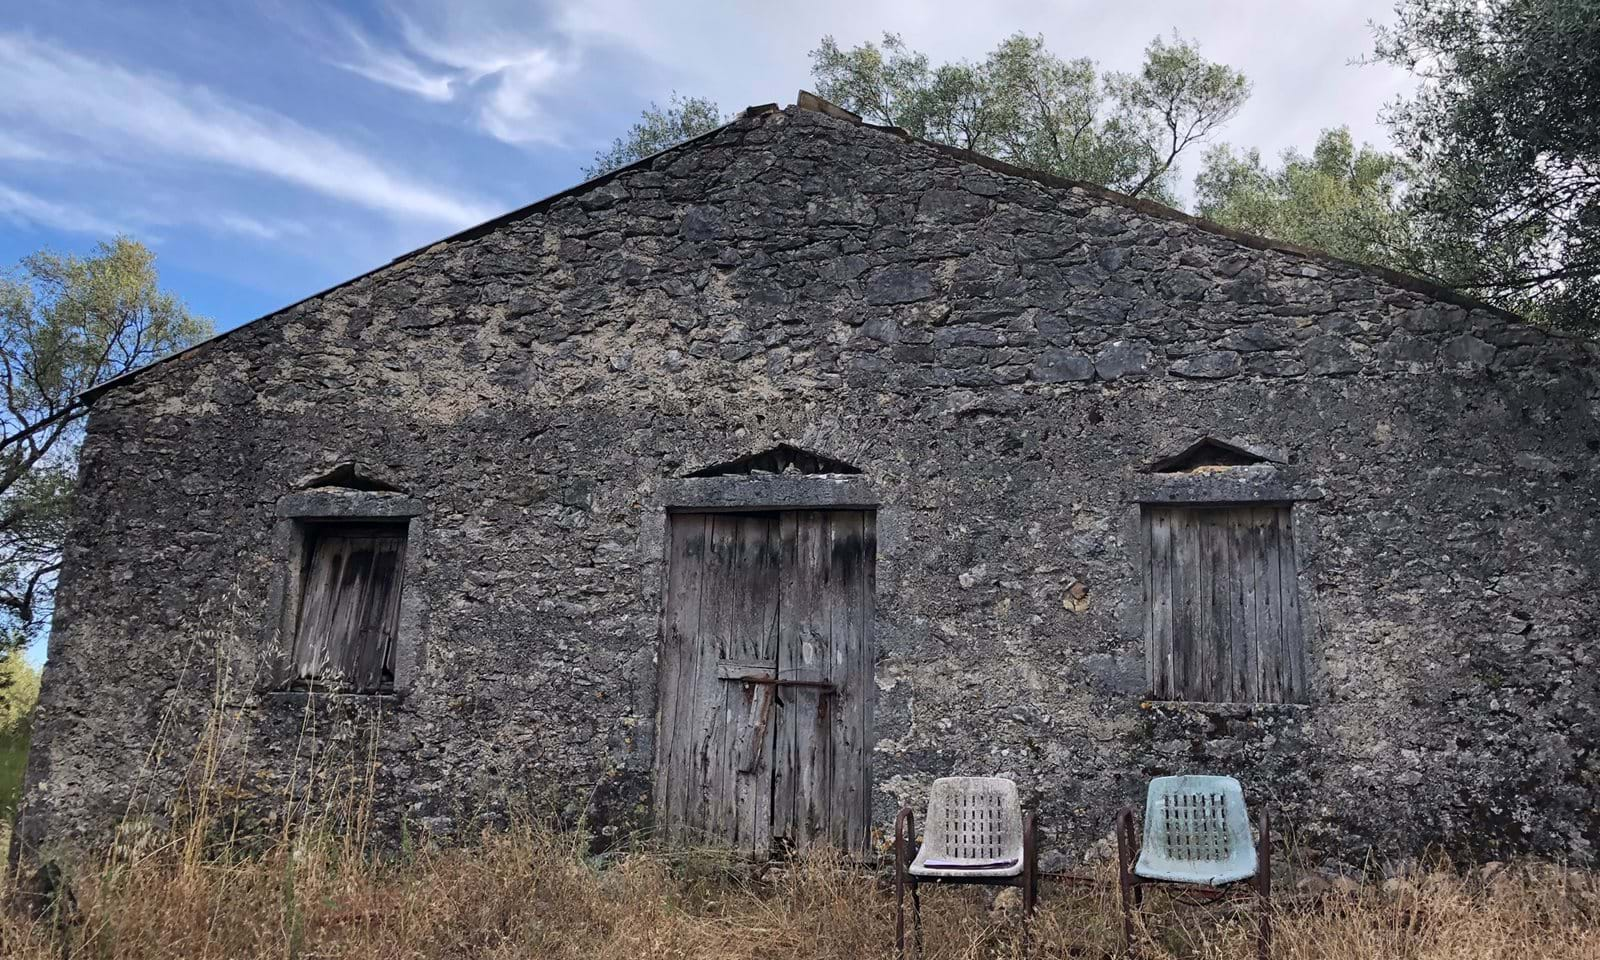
(2, 1), (1413, 664)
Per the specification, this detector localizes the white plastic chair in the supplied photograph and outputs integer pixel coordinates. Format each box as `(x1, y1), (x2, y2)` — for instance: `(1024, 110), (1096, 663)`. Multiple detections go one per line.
(895, 777), (1038, 957)
(1117, 775), (1272, 959)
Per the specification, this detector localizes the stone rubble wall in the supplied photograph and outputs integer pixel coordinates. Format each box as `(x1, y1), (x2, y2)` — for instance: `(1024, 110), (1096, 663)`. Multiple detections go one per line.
(16, 106), (1600, 868)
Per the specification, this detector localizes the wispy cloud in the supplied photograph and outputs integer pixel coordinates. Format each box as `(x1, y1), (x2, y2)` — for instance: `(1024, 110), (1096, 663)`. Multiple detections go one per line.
(333, 21), (457, 102)
(328, 7), (575, 146)
(0, 182), (123, 235)
(0, 32), (497, 227)
(0, 132), (52, 162)
(214, 213), (309, 241)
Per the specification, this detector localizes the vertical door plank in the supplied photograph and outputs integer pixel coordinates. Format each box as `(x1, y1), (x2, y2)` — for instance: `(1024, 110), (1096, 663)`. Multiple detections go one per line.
(351, 536), (405, 691)
(823, 511), (874, 853)
(1171, 515), (1196, 700)
(292, 538), (340, 679)
(1278, 508), (1306, 701)
(656, 514), (708, 841)
(1258, 509), (1284, 703)
(1196, 511), (1221, 701)
(1226, 511), (1252, 702)
(774, 510), (833, 849)
(695, 514), (741, 843)
(1243, 510), (1267, 703)
(651, 516), (687, 837)
(1142, 511), (1157, 697)
(725, 514), (781, 851)
(1147, 509), (1175, 699)
(851, 512), (878, 853)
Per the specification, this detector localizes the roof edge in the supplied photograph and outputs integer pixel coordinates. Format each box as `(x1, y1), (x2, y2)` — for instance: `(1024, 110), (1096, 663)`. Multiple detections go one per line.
(784, 90), (1543, 330)
(885, 131), (1530, 328)
(78, 104), (779, 405)
(82, 92), (1583, 407)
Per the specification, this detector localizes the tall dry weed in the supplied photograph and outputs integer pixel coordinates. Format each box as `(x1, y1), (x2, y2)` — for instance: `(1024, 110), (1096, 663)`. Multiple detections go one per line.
(3, 823), (1596, 959)
(2, 638), (1595, 959)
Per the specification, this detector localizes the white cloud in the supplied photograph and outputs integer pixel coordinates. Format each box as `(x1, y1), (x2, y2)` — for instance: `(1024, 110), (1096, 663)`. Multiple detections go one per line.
(214, 213), (309, 241)
(326, 5), (576, 146)
(0, 133), (52, 162)
(333, 23), (457, 102)
(0, 182), (123, 235)
(398, 15), (572, 144)
(0, 32), (497, 227)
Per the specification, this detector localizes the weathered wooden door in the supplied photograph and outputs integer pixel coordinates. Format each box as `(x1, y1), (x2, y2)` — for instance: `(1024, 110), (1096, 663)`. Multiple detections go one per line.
(654, 510), (876, 854)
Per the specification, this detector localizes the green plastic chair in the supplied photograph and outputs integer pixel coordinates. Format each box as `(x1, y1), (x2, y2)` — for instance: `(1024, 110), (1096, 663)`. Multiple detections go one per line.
(1117, 775), (1272, 960)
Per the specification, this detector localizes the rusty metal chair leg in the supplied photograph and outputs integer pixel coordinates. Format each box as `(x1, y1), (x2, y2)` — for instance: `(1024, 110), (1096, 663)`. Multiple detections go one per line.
(1023, 811), (1039, 916)
(895, 873), (906, 958)
(1257, 807), (1272, 960)
(895, 806), (912, 959)
(1116, 806), (1138, 955)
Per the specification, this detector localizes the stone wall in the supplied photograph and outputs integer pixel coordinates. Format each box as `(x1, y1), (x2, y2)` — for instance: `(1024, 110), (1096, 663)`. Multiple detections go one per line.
(16, 104), (1600, 868)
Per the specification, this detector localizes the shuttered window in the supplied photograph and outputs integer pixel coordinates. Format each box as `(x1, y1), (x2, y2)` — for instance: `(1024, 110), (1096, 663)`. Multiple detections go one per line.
(1143, 505), (1305, 703)
(289, 523), (408, 693)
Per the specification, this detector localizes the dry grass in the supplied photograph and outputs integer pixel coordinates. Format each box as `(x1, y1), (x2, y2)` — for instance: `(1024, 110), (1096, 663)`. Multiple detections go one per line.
(1, 825), (1596, 960)
(4, 659), (1593, 959)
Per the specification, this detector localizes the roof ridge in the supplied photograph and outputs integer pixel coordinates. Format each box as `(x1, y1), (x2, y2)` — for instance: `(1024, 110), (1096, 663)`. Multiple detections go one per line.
(79, 106), (777, 404)
(81, 92), (1582, 404)
(785, 90), (1531, 328)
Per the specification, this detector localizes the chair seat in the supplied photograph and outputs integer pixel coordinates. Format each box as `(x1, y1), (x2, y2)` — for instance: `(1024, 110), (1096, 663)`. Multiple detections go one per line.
(904, 776), (1027, 879)
(1133, 850), (1256, 886)
(1133, 775), (1258, 886)
(909, 849), (1023, 879)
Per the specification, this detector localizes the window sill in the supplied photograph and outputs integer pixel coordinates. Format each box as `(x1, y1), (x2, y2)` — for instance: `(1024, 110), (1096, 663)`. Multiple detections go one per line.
(262, 689), (405, 705)
(1140, 700), (1309, 717)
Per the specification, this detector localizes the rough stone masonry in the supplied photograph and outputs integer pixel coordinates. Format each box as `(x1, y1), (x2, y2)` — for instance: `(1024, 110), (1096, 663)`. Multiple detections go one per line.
(14, 98), (1600, 870)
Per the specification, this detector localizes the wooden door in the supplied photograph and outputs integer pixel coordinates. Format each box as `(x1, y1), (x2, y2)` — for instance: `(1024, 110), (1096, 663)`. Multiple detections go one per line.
(655, 510), (876, 854)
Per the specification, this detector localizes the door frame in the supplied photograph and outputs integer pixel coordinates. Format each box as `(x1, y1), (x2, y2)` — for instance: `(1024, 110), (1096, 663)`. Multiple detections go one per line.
(649, 474), (879, 852)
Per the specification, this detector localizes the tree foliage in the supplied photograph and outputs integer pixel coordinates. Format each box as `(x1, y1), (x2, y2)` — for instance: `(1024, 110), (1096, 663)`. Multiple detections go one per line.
(1195, 128), (1433, 273)
(585, 93), (726, 178)
(0, 238), (208, 680)
(1373, 0), (1600, 330)
(809, 32), (1249, 203)
(0, 654), (39, 737)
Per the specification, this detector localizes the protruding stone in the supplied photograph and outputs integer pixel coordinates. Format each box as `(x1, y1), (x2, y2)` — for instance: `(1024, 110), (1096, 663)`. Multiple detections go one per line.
(865, 267), (934, 305)
(1220, 323), (1292, 352)
(1094, 339), (1156, 380)
(1170, 351), (1242, 379)
(679, 206), (720, 241)
(1032, 349), (1095, 383)
(1303, 335), (1362, 375)
(1442, 333), (1497, 369)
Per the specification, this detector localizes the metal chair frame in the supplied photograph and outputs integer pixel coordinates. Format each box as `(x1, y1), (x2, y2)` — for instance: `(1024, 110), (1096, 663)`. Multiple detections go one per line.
(894, 801), (1038, 958)
(1116, 784), (1272, 960)
(896, 809), (1043, 960)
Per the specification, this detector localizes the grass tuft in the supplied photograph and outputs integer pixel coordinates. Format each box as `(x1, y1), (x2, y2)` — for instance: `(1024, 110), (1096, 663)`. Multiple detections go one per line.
(1, 824), (1596, 959)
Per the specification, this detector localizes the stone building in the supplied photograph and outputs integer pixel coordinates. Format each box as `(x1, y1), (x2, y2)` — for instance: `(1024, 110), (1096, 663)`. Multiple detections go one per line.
(15, 95), (1600, 868)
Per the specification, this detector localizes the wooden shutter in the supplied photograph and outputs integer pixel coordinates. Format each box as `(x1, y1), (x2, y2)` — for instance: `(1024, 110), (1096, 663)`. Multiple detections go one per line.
(1144, 505), (1305, 703)
(291, 524), (408, 692)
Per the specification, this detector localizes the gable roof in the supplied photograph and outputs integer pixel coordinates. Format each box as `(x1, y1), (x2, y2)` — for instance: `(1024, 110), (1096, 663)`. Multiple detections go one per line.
(80, 92), (1556, 407)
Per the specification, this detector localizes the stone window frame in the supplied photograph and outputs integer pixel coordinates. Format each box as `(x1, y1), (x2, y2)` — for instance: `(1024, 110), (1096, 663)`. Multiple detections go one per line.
(259, 490), (428, 697)
(1126, 464), (1323, 708)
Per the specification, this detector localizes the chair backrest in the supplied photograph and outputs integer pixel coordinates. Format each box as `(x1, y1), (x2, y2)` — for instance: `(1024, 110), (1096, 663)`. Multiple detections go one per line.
(920, 777), (1023, 862)
(1141, 775), (1256, 873)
